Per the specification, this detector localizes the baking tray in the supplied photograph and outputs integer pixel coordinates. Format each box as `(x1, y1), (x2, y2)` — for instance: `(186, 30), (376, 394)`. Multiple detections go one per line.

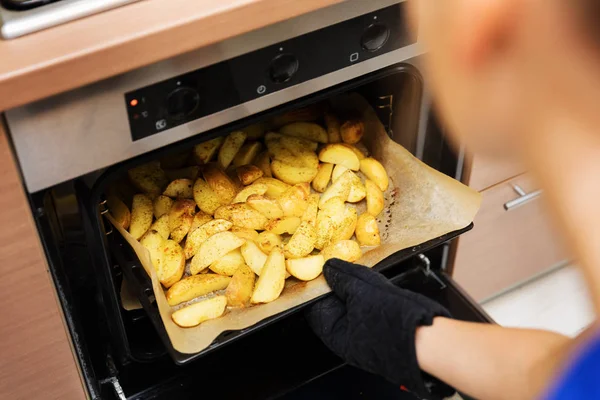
(110, 223), (472, 365)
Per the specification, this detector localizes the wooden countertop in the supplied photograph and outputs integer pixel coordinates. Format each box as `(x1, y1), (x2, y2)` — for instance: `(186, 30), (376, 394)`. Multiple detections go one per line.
(0, 0), (342, 112)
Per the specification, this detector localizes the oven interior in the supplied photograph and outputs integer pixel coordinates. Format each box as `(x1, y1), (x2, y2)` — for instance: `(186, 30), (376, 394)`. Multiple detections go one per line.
(28, 63), (488, 400)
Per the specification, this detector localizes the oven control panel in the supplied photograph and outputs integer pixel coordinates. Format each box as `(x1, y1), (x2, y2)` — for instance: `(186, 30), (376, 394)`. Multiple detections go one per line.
(125, 3), (411, 141)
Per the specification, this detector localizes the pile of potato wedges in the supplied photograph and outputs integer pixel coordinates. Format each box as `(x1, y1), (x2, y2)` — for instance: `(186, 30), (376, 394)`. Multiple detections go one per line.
(107, 106), (390, 328)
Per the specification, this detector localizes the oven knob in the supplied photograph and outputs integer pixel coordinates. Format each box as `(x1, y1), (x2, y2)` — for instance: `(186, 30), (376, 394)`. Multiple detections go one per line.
(361, 23), (390, 52)
(269, 53), (299, 84)
(166, 87), (200, 119)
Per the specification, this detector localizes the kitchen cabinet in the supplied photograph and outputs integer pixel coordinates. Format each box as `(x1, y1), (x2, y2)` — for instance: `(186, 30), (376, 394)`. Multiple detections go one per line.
(451, 162), (570, 301)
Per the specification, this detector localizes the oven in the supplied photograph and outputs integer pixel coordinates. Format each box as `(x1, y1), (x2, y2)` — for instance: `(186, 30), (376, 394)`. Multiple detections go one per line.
(3, 1), (491, 399)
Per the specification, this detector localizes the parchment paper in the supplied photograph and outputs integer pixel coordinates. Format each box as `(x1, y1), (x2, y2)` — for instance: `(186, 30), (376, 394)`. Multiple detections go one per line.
(107, 93), (482, 354)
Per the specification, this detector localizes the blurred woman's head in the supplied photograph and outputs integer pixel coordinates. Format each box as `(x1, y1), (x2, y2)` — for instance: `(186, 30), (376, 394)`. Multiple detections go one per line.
(410, 0), (600, 158)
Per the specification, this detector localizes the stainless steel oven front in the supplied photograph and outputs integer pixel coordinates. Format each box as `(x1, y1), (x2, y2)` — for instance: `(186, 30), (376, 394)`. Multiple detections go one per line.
(3, 1), (490, 398)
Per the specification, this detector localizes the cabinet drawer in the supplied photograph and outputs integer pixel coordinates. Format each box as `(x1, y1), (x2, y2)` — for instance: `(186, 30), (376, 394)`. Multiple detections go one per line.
(466, 155), (525, 191)
(452, 175), (569, 301)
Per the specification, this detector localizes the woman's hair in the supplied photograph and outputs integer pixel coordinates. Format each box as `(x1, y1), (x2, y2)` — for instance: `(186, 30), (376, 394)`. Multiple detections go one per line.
(578, 0), (600, 42)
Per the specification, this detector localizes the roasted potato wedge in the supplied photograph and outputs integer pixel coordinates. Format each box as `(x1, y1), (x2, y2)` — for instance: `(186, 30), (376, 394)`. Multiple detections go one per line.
(231, 226), (259, 242)
(324, 112), (342, 143)
(284, 221), (317, 258)
(214, 203), (268, 230)
(189, 211), (213, 234)
(251, 247), (286, 304)
(167, 274), (232, 306)
(165, 166), (201, 181)
(279, 122), (328, 144)
(242, 122), (267, 140)
(311, 163), (334, 193)
(140, 230), (164, 276)
(107, 195), (131, 229)
(153, 195), (174, 218)
(253, 177), (291, 198)
(271, 160), (318, 185)
(332, 206), (358, 243)
(218, 131), (247, 169)
(194, 137), (224, 164)
(340, 120), (365, 144)
(278, 184), (309, 217)
(168, 199), (195, 242)
(278, 134), (320, 155)
(318, 144), (360, 171)
(236, 164), (264, 185)
(332, 168), (366, 203)
(247, 195), (283, 219)
(253, 151), (272, 178)
(225, 264), (256, 307)
(302, 193), (319, 226)
(365, 179), (385, 217)
(257, 231), (282, 253)
(190, 231), (245, 275)
(360, 157), (389, 191)
(240, 240), (268, 275)
(265, 216), (302, 235)
(314, 197), (345, 250)
(150, 214), (170, 240)
(129, 194), (153, 239)
(209, 249), (245, 276)
(265, 132), (319, 160)
(233, 142), (263, 167)
(193, 178), (222, 215)
(286, 254), (325, 281)
(127, 161), (169, 196)
(163, 179), (194, 199)
(341, 143), (366, 160)
(355, 213), (381, 246)
(321, 240), (362, 262)
(233, 183), (268, 203)
(183, 219), (232, 259)
(203, 163), (237, 205)
(171, 295), (227, 328)
(159, 240), (185, 288)
(318, 170), (353, 207)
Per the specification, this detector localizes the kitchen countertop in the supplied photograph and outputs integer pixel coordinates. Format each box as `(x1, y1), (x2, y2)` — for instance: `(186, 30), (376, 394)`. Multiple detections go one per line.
(0, 0), (342, 112)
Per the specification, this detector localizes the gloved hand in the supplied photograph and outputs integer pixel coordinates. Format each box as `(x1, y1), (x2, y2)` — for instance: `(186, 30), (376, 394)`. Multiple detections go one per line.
(305, 259), (455, 400)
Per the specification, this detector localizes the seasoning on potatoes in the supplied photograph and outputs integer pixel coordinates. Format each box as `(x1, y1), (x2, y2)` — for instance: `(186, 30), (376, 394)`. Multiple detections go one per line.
(252, 151), (272, 178)
(253, 177), (291, 198)
(257, 231), (282, 254)
(233, 182), (268, 203)
(158, 240), (185, 288)
(171, 296), (227, 328)
(127, 161), (169, 196)
(279, 122), (328, 144)
(203, 163), (238, 205)
(163, 179), (194, 199)
(214, 203), (269, 231)
(236, 164), (264, 185)
(167, 274), (232, 306)
(284, 221), (317, 259)
(167, 199), (195, 243)
(247, 195), (284, 220)
(193, 137), (224, 164)
(233, 142), (263, 167)
(218, 131), (247, 169)
(183, 218), (233, 259)
(153, 195), (174, 218)
(129, 194), (153, 239)
(318, 143), (360, 171)
(150, 214), (170, 240)
(340, 120), (365, 144)
(193, 177), (222, 215)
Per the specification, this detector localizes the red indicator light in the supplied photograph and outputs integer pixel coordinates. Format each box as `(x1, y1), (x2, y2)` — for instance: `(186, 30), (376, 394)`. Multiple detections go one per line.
(130, 99), (138, 107)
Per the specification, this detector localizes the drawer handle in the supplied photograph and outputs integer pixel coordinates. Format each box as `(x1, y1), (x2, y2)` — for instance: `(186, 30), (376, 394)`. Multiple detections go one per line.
(504, 184), (542, 210)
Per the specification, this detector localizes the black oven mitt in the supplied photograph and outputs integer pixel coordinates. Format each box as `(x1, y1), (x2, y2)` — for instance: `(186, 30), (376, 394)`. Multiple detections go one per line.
(305, 259), (456, 400)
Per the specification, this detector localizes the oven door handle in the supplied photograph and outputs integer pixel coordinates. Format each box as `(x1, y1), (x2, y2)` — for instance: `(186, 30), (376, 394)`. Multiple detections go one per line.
(504, 184), (543, 211)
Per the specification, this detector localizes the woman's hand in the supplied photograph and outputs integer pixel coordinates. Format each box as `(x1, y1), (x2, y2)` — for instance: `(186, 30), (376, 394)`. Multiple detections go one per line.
(305, 259), (454, 400)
